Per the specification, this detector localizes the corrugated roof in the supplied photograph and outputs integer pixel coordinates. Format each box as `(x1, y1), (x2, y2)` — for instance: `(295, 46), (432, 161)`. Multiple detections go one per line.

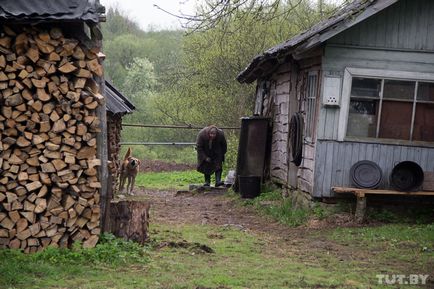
(105, 81), (135, 115)
(237, 0), (399, 83)
(0, 0), (105, 23)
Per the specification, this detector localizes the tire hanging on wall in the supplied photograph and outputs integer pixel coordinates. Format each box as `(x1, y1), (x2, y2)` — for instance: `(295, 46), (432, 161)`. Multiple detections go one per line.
(289, 113), (304, 167)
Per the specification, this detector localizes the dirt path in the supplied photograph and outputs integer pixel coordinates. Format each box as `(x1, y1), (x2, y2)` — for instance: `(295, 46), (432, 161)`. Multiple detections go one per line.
(136, 189), (296, 236)
(121, 188), (433, 287)
(132, 188), (367, 262)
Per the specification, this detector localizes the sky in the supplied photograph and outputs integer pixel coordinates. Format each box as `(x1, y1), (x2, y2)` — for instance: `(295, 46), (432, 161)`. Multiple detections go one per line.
(99, 0), (197, 31)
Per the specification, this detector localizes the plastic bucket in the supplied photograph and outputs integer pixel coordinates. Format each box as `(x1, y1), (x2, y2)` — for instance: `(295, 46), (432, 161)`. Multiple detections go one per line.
(390, 161), (424, 191)
(238, 175), (261, 198)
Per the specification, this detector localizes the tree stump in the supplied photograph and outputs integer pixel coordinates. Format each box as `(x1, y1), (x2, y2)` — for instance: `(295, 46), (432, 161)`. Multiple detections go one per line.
(109, 200), (150, 244)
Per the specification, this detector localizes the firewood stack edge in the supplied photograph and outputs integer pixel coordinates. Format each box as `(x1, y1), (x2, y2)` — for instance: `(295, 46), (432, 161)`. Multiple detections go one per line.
(0, 25), (104, 252)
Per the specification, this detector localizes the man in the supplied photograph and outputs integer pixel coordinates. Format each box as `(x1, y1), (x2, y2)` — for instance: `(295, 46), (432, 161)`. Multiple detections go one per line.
(196, 125), (227, 187)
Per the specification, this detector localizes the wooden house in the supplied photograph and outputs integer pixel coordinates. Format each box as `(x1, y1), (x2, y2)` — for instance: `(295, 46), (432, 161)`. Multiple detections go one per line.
(237, 0), (434, 200)
(0, 0), (107, 251)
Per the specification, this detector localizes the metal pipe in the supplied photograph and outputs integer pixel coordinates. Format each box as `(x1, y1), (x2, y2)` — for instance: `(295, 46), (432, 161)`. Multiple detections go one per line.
(122, 123), (240, 130)
(120, 142), (196, 146)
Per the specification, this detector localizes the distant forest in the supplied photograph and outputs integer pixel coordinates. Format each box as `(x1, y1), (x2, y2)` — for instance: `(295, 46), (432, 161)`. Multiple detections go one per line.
(100, 1), (341, 165)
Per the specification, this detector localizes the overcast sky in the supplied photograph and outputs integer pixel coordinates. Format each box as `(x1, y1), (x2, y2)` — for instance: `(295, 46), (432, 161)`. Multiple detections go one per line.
(99, 0), (197, 31)
(99, 0), (345, 31)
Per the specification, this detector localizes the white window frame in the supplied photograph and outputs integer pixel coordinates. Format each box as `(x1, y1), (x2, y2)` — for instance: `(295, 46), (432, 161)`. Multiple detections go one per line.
(338, 67), (434, 142)
(305, 71), (318, 141)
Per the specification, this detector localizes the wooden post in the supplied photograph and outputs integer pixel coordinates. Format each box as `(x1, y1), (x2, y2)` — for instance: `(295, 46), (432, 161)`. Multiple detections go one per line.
(355, 193), (367, 224)
(90, 22), (109, 231)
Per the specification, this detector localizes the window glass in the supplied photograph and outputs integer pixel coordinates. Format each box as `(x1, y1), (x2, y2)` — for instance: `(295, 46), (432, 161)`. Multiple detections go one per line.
(413, 103), (434, 141)
(378, 101), (412, 140)
(350, 77), (381, 98)
(383, 80), (415, 100)
(305, 74), (317, 138)
(347, 99), (378, 137)
(347, 76), (434, 142)
(417, 82), (434, 102)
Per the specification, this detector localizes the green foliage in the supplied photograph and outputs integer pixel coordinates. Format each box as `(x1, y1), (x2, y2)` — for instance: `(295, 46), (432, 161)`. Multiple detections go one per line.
(120, 145), (197, 165)
(238, 184), (309, 227)
(135, 170), (203, 190)
(31, 234), (148, 266)
(223, 132), (239, 171)
(0, 233), (149, 288)
(101, 3), (342, 164)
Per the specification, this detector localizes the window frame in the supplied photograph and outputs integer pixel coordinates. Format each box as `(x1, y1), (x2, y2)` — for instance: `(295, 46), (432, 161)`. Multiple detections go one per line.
(305, 71), (319, 141)
(338, 68), (434, 144)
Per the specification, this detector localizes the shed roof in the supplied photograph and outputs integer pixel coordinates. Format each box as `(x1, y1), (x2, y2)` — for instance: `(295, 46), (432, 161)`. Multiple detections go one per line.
(105, 81), (135, 115)
(237, 0), (398, 83)
(0, 0), (105, 23)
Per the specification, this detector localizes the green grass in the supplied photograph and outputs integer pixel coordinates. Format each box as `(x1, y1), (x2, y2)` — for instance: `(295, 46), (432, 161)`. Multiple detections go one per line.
(0, 233), (149, 289)
(135, 170), (204, 190)
(120, 145), (197, 165)
(234, 185), (334, 227)
(3, 223), (432, 288)
(329, 223), (434, 255)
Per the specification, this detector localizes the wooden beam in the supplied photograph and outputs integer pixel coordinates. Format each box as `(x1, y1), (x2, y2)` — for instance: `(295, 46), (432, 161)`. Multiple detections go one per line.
(332, 187), (434, 196)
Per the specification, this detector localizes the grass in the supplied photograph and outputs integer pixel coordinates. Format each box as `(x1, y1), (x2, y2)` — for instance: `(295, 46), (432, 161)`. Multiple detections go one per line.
(3, 176), (432, 288)
(234, 184), (340, 227)
(135, 170), (204, 190)
(2, 223), (432, 288)
(330, 223), (434, 248)
(120, 145), (197, 165)
(0, 233), (149, 289)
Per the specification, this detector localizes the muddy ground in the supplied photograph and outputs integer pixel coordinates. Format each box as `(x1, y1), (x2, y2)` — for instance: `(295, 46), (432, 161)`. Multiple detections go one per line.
(133, 189), (384, 264)
(121, 187), (434, 287)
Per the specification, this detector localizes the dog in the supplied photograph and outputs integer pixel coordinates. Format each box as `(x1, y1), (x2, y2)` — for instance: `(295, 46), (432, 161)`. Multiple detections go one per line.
(119, 147), (141, 195)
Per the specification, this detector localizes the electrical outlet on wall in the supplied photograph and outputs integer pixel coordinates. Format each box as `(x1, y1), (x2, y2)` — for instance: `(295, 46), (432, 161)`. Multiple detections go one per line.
(323, 76), (341, 107)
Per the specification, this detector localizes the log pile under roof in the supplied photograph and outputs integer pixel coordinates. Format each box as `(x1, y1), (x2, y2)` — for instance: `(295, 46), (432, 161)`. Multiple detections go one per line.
(0, 25), (104, 252)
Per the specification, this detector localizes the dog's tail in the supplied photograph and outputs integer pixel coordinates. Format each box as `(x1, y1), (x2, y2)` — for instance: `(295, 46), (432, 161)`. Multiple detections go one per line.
(123, 147), (132, 160)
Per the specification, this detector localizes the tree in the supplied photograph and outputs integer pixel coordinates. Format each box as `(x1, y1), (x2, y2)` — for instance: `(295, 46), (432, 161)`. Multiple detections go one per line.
(155, 0), (346, 33)
(153, 0), (341, 127)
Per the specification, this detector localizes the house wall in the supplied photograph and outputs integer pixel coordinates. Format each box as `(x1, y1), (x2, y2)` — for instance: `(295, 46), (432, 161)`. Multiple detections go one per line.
(260, 63), (291, 186)
(314, 0), (434, 197)
(329, 0), (434, 51)
(257, 56), (321, 194)
(314, 140), (434, 197)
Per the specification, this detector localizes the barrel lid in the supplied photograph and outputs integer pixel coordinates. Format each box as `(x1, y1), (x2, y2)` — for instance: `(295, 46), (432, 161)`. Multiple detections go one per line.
(350, 160), (382, 189)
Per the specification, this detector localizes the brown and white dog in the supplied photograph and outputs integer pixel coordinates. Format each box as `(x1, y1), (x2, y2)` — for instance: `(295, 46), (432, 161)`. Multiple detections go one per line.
(119, 147), (140, 195)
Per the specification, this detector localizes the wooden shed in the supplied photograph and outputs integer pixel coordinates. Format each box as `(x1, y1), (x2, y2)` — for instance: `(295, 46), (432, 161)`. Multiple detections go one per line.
(237, 0), (434, 200)
(0, 0), (107, 251)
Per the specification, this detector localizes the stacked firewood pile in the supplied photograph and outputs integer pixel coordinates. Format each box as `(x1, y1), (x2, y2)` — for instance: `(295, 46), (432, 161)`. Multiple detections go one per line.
(107, 113), (122, 193)
(0, 25), (103, 252)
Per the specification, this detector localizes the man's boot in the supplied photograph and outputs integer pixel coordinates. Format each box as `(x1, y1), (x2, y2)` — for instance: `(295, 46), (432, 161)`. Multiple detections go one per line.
(215, 170), (224, 187)
(204, 174), (211, 187)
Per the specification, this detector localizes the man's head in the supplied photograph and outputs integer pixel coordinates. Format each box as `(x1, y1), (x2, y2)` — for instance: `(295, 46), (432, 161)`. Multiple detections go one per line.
(208, 126), (218, 140)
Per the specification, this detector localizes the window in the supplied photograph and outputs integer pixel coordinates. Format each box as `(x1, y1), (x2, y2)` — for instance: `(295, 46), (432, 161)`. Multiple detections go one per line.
(346, 76), (434, 142)
(305, 72), (318, 139)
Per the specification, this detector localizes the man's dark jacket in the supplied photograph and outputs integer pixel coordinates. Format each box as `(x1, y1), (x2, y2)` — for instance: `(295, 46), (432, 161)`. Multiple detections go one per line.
(196, 126), (227, 175)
